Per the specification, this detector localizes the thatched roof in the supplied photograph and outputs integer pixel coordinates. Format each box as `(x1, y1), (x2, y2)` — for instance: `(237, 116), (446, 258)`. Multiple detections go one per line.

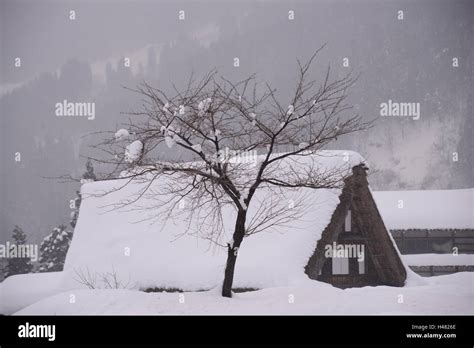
(65, 150), (406, 290)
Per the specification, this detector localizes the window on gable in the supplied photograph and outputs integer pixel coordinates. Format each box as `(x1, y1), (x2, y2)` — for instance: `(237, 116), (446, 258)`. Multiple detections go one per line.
(344, 210), (352, 232)
(358, 258), (365, 275)
(332, 257), (349, 275)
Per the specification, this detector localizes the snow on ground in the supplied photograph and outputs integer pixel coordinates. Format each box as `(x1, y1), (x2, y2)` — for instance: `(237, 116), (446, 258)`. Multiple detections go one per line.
(402, 253), (474, 266)
(14, 272), (473, 315)
(0, 270), (79, 315)
(373, 189), (474, 229)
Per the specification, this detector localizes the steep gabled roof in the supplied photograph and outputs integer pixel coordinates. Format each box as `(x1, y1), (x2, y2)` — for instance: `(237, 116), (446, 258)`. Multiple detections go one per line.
(65, 151), (392, 290)
(305, 165), (407, 286)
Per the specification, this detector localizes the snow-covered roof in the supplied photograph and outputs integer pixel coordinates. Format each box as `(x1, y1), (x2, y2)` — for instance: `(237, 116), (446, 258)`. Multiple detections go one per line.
(64, 150), (366, 290)
(402, 253), (474, 266)
(373, 189), (474, 230)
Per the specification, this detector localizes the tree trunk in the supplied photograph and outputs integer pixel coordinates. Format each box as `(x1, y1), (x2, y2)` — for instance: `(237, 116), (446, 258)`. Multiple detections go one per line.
(222, 210), (246, 298)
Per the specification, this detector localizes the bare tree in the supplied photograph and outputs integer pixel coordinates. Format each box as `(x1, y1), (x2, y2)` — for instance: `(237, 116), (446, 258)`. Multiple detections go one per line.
(89, 47), (372, 297)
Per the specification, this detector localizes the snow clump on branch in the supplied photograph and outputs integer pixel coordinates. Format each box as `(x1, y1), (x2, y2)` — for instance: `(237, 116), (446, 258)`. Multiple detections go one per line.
(124, 140), (143, 163)
(114, 129), (130, 141)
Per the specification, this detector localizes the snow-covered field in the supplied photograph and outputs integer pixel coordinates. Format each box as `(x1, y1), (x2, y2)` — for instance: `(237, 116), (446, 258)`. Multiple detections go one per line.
(2, 258), (472, 315)
(13, 272), (473, 315)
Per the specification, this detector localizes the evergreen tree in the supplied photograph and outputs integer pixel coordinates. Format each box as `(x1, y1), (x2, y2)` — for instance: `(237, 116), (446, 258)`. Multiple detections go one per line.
(5, 226), (33, 277)
(83, 159), (97, 181)
(38, 160), (96, 272)
(0, 258), (7, 281)
(72, 159), (96, 228)
(70, 190), (81, 229)
(38, 225), (73, 272)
